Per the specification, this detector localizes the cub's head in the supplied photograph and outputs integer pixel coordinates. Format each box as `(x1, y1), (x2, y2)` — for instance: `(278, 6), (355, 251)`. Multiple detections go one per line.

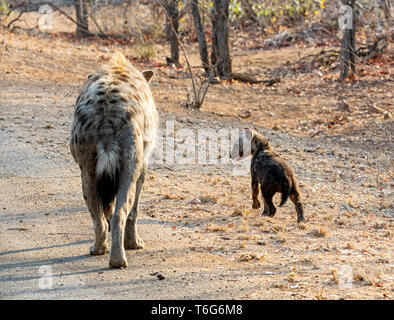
(230, 128), (271, 160)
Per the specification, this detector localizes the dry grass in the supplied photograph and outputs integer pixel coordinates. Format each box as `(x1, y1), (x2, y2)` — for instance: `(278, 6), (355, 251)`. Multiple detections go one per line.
(298, 222), (309, 230)
(251, 217), (266, 228)
(135, 42), (156, 60)
(335, 218), (346, 226)
(345, 242), (355, 249)
(313, 288), (325, 300)
(274, 233), (287, 244)
(232, 207), (252, 218)
(206, 223), (228, 233)
(271, 224), (285, 233)
(199, 194), (218, 204)
(236, 219), (250, 233)
(238, 234), (258, 241)
(353, 271), (381, 287)
(384, 230), (392, 238)
(310, 226), (330, 238)
(163, 193), (185, 200)
(372, 222), (389, 230)
(330, 269), (339, 283)
(286, 271), (297, 283)
(239, 252), (265, 262)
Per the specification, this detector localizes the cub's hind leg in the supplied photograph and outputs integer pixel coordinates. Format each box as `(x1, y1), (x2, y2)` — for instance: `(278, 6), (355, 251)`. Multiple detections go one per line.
(262, 191), (277, 217)
(289, 190), (306, 223)
(262, 200), (269, 216)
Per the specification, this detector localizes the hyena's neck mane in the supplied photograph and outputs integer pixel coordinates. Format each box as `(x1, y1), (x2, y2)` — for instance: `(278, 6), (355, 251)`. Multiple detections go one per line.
(103, 52), (144, 83)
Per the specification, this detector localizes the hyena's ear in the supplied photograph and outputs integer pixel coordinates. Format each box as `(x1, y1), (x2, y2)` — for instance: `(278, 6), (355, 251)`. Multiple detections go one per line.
(142, 70), (154, 84)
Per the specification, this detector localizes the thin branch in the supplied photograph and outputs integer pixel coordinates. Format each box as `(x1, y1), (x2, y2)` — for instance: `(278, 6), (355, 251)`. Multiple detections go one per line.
(43, 2), (81, 28)
(7, 11), (24, 29)
(373, 118), (394, 148)
(89, 11), (104, 35)
(152, 0), (199, 105)
(197, 67), (215, 106)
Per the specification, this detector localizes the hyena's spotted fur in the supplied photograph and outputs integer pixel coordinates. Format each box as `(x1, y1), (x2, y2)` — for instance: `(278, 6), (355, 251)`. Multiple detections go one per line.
(230, 128), (306, 223)
(70, 52), (158, 268)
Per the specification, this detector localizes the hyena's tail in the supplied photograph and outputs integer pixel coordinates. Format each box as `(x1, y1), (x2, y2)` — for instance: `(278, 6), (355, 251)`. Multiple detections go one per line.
(95, 127), (121, 213)
(279, 176), (292, 207)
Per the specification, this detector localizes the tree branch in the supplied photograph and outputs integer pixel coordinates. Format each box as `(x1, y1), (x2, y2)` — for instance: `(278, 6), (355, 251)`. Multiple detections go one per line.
(153, 0), (201, 108)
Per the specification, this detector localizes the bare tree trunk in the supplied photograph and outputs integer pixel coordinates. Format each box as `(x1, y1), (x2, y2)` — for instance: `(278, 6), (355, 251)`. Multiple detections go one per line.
(211, 0), (232, 79)
(339, 0), (356, 81)
(211, 8), (218, 69)
(75, 0), (89, 37)
(166, 0), (179, 64)
(191, 0), (209, 73)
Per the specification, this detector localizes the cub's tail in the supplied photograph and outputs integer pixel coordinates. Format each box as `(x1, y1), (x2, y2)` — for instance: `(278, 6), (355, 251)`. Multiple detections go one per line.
(279, 176), (291, 207)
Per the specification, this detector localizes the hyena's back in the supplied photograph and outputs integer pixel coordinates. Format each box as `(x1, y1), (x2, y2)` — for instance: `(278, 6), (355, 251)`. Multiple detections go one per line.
(70, 52), (158, 210)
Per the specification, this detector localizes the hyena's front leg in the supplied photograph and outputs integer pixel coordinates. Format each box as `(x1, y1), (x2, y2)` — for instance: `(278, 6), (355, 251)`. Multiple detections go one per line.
(82, 172), (109, 255)
(252, 174), (261, 209)
(124, 164), (146, 250)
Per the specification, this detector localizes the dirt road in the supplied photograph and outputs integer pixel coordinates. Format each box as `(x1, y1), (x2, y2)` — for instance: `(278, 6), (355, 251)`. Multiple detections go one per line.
(0, 30), (393, 300)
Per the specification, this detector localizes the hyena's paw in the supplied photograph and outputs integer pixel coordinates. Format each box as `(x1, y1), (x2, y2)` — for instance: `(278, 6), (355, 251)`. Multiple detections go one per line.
(90, 243), (108, 255)
(109, 252), (128, 268)
(124, 235), (145, 250)
(252, 200), (261, 209)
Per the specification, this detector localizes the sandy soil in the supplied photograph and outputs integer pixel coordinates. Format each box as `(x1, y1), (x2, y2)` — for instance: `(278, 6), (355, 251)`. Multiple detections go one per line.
(0, 12), (393, 300)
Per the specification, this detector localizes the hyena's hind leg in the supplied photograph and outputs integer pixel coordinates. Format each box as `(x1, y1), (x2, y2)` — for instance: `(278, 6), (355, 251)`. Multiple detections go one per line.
(109, 152), (143, 268)
(124, 164), (146, 250)
(289, 189), (306, 223)
(81, 171), (109, 255)
(109, 169), (136, 268)
(104, 199), (115, 232)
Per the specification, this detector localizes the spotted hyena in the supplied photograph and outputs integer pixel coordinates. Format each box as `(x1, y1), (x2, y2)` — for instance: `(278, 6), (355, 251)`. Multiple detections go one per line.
(70, 52), (158, 268)
(230, 128), (306, 223)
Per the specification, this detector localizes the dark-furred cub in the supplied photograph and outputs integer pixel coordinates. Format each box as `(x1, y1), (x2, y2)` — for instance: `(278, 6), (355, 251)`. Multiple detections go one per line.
(230, 128), (306, 223)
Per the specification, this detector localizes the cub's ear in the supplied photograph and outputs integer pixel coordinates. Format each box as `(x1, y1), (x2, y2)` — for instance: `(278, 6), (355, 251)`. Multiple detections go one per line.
(142, 70), (154, 84)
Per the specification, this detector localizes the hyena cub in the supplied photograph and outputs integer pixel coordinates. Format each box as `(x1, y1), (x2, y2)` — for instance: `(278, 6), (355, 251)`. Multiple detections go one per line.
(70, 52), (158, 268)
(230, 128), (306, 223)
